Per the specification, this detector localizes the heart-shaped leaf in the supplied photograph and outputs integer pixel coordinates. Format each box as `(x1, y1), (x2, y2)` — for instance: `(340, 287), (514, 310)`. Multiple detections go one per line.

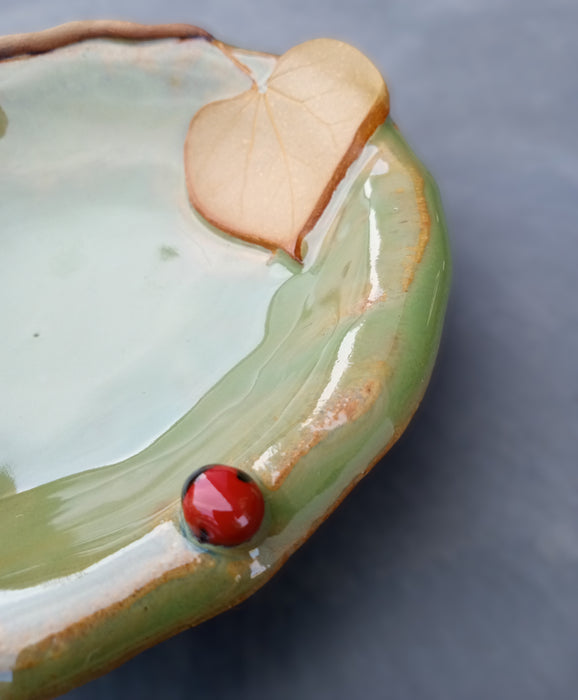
(185, 38), (389, 261)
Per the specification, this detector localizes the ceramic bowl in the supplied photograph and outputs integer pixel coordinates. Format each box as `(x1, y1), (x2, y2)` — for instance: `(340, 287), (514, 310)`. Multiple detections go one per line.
(0, 21), (450, 699)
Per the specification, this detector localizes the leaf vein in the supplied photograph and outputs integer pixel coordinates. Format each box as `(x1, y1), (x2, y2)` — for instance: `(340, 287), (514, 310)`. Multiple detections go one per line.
(263, 96), (296, 235)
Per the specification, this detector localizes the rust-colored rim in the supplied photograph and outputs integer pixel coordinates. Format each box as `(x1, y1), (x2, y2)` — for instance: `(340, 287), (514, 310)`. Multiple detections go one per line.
(0, 20), (212, 61)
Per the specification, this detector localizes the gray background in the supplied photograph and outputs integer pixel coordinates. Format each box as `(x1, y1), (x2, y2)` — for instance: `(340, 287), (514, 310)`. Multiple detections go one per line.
(2, 0), (577, 698)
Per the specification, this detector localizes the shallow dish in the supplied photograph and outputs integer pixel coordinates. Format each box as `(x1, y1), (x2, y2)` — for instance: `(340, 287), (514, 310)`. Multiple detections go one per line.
(0, 21), (450, 699)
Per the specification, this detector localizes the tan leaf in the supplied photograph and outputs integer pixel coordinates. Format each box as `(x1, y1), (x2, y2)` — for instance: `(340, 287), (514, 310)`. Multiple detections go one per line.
(184, 38), (389, 261)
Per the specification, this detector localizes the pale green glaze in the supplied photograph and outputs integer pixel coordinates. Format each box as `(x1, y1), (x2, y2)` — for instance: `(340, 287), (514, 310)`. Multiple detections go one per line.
(0, 105), (7, 138)
(0, 32), (450, 699)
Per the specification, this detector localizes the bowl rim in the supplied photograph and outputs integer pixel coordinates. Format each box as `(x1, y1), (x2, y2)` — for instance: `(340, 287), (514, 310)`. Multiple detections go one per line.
(0, 19), (213, 62)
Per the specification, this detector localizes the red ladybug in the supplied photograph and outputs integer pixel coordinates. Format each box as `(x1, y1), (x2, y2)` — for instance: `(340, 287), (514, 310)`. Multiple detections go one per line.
(182, 465), (265, 547)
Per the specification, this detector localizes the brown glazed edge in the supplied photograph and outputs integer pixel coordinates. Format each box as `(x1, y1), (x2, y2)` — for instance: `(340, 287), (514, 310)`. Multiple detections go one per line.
(0, 20), (212, 61)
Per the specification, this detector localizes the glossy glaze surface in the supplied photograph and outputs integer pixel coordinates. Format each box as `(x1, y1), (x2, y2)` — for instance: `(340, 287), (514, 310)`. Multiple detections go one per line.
(0, 26), (450, 699)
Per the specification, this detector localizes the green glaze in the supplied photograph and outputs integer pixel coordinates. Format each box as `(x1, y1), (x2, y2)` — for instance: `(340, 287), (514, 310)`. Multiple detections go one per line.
(0, 30), (450, 699)
(0, 105), (7, 138)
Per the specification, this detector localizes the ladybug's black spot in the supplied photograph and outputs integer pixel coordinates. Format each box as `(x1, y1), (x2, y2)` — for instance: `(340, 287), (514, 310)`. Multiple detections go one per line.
(198, 527), (210, 544)
(236, 470), (251, 483)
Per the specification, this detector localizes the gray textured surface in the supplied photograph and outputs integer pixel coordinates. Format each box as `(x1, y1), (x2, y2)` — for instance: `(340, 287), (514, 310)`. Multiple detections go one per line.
(2, 0), (578, 698)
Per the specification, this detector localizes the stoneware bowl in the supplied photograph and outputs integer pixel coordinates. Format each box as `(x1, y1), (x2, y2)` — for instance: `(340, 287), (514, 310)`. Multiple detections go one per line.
(0, 21), (450, 699)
